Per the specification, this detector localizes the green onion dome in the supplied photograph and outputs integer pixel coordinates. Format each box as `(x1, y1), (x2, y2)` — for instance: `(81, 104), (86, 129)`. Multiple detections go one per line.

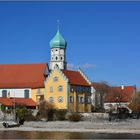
(50, 30), (67, 49)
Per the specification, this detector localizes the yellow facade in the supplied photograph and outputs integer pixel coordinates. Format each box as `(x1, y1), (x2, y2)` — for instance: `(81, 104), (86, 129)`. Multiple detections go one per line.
(69, 91), (91, 113)
(31, 88), (45, 103)
(30, 67), (92, 112)
(45, 68), (68, 109)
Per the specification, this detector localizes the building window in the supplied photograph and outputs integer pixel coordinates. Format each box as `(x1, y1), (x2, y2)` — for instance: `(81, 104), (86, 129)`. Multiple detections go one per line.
(37, 88), (41, 94)
(61, 57), (63, 60)
(24, 90), (29, 98)
(58, 86), (63, 92)
(75, 86), (78, 92)
(50, 86), (53, 92)
(78, 96), (84, 103)
(49, 97), (54, 103)
(70, 86), (74, 92)
(53, 76), (58, 82)
(81, 97), (84, 103)
(8, 91), (10, 97)
(55, 56), (58, 60)
(2, 90), (7, 98)
(81, 86), (84, 93)
(87, 97), (91, 103)
(55, 49), (58, 52)
(69, 96), (73, 103)
(58, 96), (63, 103)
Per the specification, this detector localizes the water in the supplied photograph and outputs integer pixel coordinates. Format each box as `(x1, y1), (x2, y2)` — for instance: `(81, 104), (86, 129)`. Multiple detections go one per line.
(0, 131), (140, 139)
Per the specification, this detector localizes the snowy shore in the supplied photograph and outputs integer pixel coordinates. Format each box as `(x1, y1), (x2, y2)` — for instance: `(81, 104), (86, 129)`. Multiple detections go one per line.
(0, 119), (140, 134)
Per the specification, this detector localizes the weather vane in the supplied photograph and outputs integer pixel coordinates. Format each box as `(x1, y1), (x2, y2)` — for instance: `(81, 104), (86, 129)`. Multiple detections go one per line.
(57, 19), (60, 31)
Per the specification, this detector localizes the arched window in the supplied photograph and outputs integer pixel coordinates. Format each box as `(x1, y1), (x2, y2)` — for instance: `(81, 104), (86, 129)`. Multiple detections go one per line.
(58, 86), (63, 92)
(53, 76), (58, 82)
(55, 56), (58, 60)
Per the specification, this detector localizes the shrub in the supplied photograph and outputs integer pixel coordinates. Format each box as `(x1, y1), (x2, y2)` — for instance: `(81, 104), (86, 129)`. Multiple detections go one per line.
(37, 100), (55, 121)
(47, 109), (56, 121)
(67, 113), (81, 122)
(55, 109), (67, 120)
(16, 109), (37, 122)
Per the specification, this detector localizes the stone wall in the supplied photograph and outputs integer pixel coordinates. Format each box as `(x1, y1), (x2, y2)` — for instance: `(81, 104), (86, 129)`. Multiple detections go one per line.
(81, 113), (109, 122)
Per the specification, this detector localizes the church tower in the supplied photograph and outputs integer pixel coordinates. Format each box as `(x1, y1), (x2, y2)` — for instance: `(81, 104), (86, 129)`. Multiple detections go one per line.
(50, 28), (67, 70)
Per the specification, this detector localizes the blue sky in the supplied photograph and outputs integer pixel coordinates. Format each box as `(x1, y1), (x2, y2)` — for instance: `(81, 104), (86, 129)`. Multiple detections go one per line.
(0, 1), (140, 87)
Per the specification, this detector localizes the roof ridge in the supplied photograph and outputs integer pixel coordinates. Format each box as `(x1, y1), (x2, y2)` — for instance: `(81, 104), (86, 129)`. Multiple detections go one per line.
(0, 63), (48, 66)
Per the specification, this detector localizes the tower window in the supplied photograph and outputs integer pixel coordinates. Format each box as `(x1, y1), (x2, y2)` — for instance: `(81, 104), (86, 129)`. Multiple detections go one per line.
(61, 57), (63, 60)
(55, 56), (58, 60)
(55, 49), (58, 52)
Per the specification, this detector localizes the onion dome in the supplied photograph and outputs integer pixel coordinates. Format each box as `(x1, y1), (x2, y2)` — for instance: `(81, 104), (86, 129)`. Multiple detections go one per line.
(50, 29), (67, 49)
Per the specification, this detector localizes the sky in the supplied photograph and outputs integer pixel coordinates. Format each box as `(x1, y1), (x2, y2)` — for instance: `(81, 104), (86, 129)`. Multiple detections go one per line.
(0, 1), (140, 87)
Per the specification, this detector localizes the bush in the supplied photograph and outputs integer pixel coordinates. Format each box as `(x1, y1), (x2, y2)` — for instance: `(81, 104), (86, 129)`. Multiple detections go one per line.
(55, 109), (67, 120)
(47, 109), (56, 121)
(67, 113), (81, 122)
(16, 109), (37, 122)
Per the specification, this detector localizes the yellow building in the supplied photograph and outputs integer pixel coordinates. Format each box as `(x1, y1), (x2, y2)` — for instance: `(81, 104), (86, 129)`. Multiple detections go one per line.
(44, 29), (92, 112)
(45, 66), (92, 112)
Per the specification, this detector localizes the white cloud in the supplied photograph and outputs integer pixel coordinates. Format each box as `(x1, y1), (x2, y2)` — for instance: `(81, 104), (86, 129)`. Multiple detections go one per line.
(67, 63), (96, 69)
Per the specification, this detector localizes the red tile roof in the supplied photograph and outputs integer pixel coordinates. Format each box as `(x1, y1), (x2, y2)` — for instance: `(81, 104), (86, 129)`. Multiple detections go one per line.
(0, 63), (48, 88)
(62, 69), (90, 86)
(0, 97), (36, 107)
(105, 86), (136, 103)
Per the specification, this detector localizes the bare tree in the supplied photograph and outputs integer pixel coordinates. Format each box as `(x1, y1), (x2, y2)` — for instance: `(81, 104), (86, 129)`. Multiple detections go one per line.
(37, 100), (55, 120)
(93, 81), (110, 112)
(129, 92), (140, 112)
